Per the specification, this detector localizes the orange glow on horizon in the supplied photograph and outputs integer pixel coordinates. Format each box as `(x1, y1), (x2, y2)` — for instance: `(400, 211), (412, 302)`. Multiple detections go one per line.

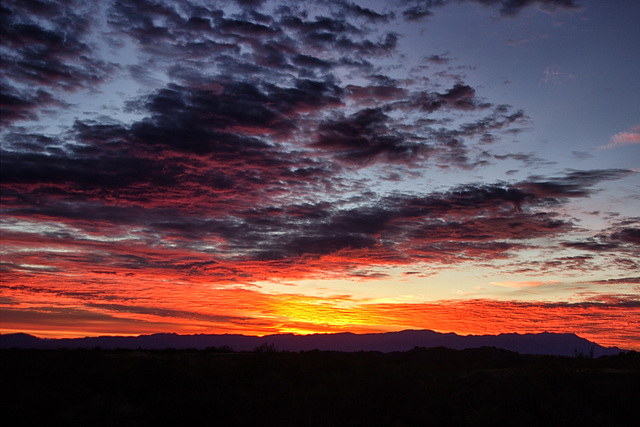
(2, 281), (638, 351)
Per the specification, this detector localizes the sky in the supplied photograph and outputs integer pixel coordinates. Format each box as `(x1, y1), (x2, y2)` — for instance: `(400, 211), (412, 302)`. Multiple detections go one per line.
(1, 0), (639, 350)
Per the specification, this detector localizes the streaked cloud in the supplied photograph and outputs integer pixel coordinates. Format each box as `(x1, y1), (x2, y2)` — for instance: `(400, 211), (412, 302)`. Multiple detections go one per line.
(540, 64), (576, 85)
(599, 125), (640, 150)
(490, 280), (560, 288)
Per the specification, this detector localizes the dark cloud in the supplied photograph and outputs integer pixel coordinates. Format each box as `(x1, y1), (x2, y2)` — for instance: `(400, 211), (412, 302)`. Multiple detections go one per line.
(292, 54), (334, 71)
(4, 115), (623, 274)
(425, 54), (452, 65)
(398, 0), (581, 21)
(1, 0), (116, 92)
(0, 0), (629, 287)
(559, 218), (639, 260)
(611, 228), (640, 245)
(279, 14), (361, 36)
(175, 178), (608, 263)
(398, 84), (489, 113)
(346, 85), (408, 103)
(106, 0), (183, 44)
(589, 277), (640, 285)
(402, 5), (435, 22)
(313, 107), (425, 165)
(330, 0), (392, 22)
(472, 0), (582, 16)
(0, 84), (65, 125)
(493, 153), (550, 168)
(334, 32), (399, 56)
(514, 169), (630, 202)
(460, 109), (528, 137)
(217, 16), (280, 37)
(203, 180), (573, 263)
(265, 78), (344, 115)
(235, 0), (268, 8)
(562, 240), (620, 252)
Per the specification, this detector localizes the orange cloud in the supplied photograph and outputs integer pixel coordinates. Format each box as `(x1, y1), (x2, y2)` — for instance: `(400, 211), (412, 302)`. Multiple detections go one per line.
(3, 275), (638, 351)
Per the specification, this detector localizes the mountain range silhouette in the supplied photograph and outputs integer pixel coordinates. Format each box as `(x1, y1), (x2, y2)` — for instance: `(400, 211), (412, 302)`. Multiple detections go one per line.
(0, 330), (625, 356)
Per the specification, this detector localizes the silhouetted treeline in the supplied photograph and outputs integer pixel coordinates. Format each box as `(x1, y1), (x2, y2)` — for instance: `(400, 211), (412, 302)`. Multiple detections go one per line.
(2, 346), (638, 426)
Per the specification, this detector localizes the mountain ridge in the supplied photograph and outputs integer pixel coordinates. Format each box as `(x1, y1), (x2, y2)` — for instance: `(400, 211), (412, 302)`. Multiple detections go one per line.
(0, 329), (625, 356)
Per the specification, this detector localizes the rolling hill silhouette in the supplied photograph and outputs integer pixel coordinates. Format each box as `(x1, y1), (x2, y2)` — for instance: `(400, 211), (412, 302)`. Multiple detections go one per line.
(0, 329), (624, 356)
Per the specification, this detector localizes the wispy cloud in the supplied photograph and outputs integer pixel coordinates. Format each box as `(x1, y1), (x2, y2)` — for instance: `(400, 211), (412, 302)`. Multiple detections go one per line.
(598, 125), (640, 150)
(490, 280), (560, 288)
(540, 65), (576, 85)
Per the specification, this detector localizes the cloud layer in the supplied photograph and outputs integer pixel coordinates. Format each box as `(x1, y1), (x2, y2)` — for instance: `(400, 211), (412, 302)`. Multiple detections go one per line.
(1, 0), (638, 348)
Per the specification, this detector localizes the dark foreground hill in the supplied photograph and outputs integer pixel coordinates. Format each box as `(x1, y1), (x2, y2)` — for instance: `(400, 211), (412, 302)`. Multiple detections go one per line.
(1, 347), (638, 426)
(0, 329), (625, 356)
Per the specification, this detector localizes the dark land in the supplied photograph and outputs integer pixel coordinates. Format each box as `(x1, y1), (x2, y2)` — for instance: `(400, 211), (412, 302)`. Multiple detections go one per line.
(2, 346), (638, 426)
(0, 329), (625, 356)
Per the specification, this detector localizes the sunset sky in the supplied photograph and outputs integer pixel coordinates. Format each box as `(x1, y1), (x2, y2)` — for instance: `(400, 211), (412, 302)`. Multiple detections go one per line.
(1, 0), (639, 350)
